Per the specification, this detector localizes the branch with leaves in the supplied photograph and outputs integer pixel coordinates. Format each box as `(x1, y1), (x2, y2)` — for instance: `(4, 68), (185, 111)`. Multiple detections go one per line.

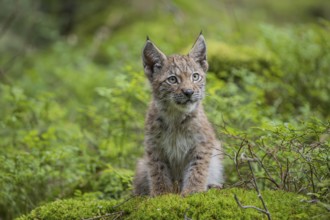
(234, 151), (272, 220)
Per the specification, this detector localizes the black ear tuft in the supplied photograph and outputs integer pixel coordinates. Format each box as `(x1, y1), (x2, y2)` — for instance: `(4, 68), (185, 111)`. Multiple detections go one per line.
(142, 39), (167, 81)
(188, 34), (208, 72)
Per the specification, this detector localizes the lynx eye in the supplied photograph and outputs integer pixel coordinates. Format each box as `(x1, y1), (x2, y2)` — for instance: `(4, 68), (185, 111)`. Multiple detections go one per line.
(192, 73), (201, 82)
(167, 76), (178, 84)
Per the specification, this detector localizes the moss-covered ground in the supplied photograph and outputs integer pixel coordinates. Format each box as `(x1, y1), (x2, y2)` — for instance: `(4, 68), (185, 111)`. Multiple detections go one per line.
(18, 188), (329, 220)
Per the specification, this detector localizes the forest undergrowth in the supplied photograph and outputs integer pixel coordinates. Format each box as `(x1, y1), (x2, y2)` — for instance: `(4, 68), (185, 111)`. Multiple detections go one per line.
(0, 0), (329, 219)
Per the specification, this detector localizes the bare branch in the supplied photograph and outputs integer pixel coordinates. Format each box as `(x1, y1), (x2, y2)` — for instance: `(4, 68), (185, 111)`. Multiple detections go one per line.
(184, 208), (192, 220)
(111, 195), (135, 209)
(82, 195), (135, 220)
(247, 146), (272, 220)
(234, 194), (270, 215)
(256, 158), (280, 188)
(234, 140), (246, 180)
(82, 211), (124, 220)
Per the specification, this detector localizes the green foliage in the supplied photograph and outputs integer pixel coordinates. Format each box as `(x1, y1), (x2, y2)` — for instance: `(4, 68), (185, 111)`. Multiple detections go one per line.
(222, 120), (330, 202)
(206, 23), (330, 120)
(1, 0), (330, 219)
(204, 25), (330, 202)
(207, 41), (274, 79)
(0, 62), (144, 218)
(79, 165), (134, 200)
(259, 23), (330, 116)
(17, 188), (329, 220)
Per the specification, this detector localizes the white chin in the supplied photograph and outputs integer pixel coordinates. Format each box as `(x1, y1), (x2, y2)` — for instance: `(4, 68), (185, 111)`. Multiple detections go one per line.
(174, 101), (198, 112)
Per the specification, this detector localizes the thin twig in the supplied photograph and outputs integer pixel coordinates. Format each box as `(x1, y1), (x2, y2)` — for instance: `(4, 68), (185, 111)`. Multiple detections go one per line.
(308, 162), (316, 196)
(234, 139), (246, 180)
(184, 208), (192, 220)
(234, 194), (270, 215)
(283, 158), (290, 190)
(82, 211), (124, 220)
(111, 195), (135, 209)
(247, 160), (272, 220)
(247, 145), (271, 219)
(248, 146), (280, 189)
(232, 145), (272, 219)
(82, 195), (135, 220)
(269, 149), (283, 188)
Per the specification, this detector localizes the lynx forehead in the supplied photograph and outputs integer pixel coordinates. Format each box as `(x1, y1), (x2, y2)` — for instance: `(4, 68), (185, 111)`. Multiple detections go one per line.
(133, 33), (224, 196)
(161, 55), (203, 78)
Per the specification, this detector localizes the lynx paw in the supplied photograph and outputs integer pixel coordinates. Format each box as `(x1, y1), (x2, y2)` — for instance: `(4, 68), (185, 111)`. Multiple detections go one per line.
(150, 186), (172, 197)
(207, 184), (224, 189)
(150, 191), (162, 197)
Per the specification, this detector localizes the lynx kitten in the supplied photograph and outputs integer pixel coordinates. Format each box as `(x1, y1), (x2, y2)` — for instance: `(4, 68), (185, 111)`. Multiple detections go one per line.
(133, 33), (224, 196)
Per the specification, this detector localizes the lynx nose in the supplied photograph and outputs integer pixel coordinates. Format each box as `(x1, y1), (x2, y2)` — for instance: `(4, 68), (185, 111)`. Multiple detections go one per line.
(182, 89), (194, 98)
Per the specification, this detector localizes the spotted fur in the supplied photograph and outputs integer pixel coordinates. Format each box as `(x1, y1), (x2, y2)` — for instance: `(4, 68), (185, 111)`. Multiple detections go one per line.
(133, 34), (224, 196)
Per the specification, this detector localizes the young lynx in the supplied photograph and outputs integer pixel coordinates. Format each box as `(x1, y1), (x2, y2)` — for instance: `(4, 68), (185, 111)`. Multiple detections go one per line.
(133, 33), (224, 196)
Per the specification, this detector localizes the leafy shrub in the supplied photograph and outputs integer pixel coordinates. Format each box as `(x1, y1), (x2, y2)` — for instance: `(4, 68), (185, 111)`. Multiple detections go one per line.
(0, 55), (146, 218)
(259, 23), (330, 117)
(208, 41), (274, 79)
(77, 165), (133, 200)
(203, 22), (330, 207)
(222, 120), (330, 202)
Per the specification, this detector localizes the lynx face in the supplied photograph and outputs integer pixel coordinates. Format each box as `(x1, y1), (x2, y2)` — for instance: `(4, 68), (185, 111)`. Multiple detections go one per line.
(153, 55), (206, 111)
(142, 35), (208, 112)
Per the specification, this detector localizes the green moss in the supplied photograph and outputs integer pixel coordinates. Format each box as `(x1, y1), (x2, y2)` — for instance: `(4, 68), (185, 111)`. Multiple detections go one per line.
(207, 41), (274, 79)
(17, 188), (329, 220)
(16, 199), (118, 220)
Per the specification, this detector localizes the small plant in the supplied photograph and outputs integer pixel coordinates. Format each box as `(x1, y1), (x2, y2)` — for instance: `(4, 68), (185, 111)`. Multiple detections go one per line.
(222, 119), (330, 206)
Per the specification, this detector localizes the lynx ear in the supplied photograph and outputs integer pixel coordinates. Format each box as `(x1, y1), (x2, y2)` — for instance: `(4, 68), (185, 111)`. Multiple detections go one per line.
(188, 33), (208, 72)
(142, 37), (167, 81)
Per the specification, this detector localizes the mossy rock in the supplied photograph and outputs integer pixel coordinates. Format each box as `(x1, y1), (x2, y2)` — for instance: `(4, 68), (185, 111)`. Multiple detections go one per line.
(207, 41), (275, 79)
(17, 188), (329, 220)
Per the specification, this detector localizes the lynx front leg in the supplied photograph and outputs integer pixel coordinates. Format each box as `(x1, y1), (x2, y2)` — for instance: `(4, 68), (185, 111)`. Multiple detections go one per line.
(181, 151), (211, 196)
(147, 153), (173, 196)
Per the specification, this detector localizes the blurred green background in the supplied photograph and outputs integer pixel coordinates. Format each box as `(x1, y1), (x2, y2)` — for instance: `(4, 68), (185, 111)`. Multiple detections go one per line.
(0, 0), (329, 219)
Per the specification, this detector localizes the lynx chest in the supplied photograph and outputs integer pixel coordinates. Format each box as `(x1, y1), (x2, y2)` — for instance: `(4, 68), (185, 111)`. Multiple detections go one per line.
(158, 123), (197, 168)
